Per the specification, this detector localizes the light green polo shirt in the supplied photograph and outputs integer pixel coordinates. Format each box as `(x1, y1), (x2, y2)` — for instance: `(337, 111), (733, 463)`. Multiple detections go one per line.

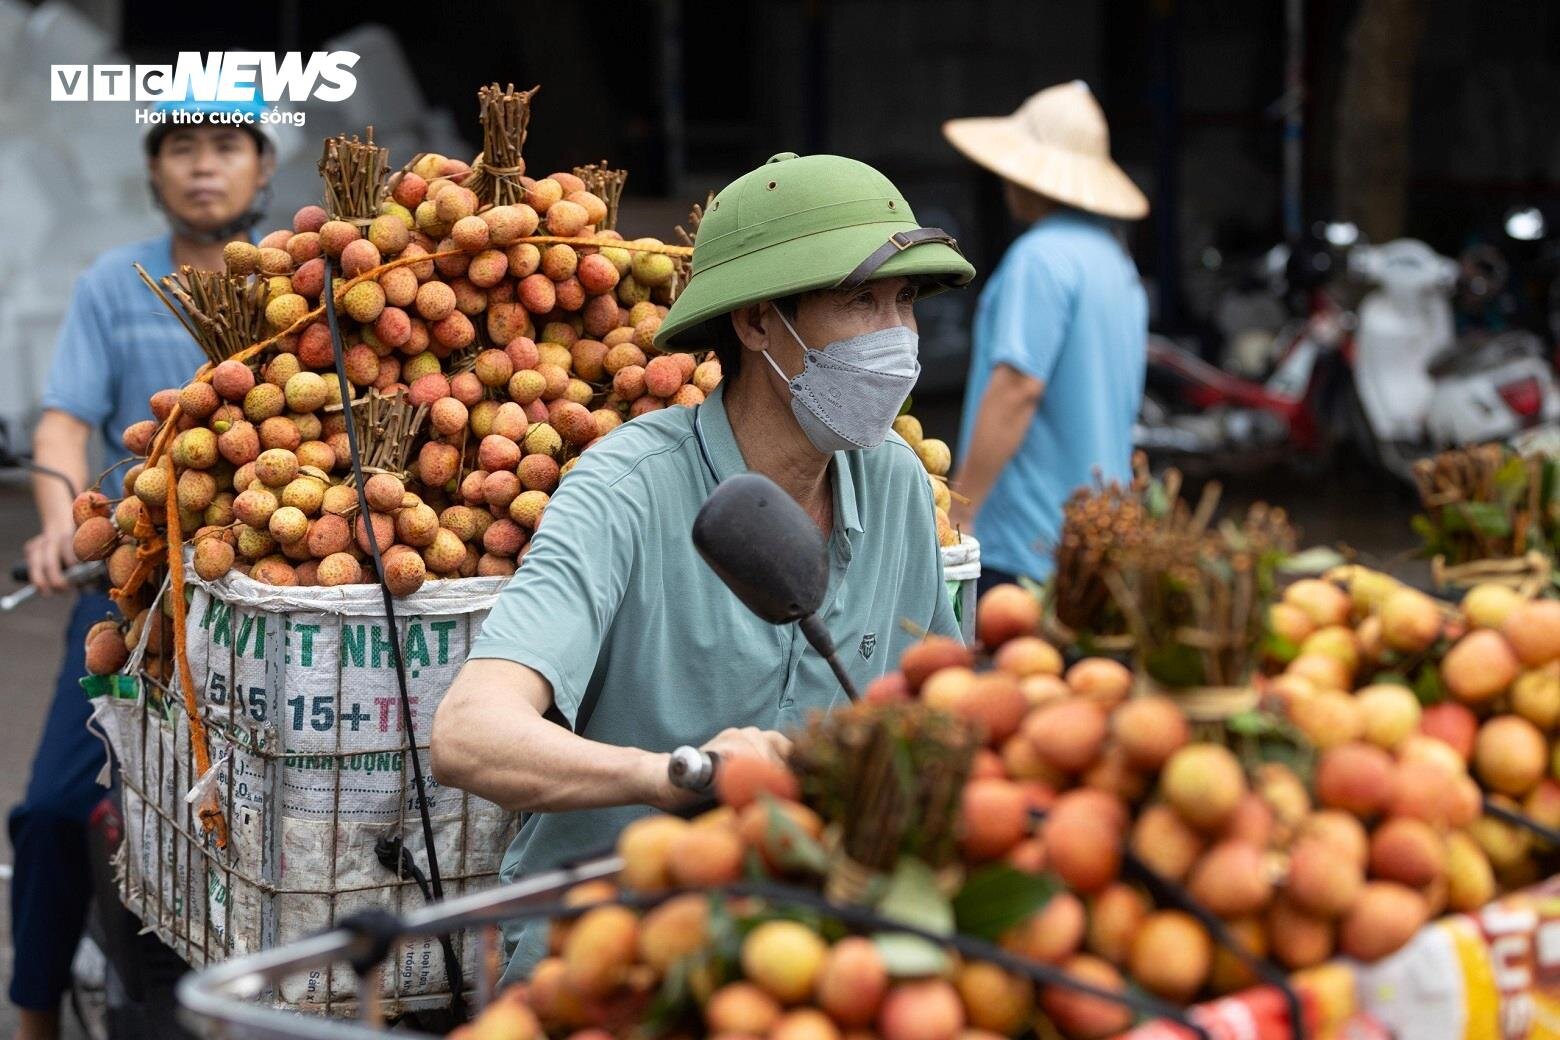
(465, 382), (958, 977)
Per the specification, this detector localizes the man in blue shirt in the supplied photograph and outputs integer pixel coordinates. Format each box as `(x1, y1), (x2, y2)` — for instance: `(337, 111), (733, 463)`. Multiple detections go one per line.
(13, 98), (273, 1040)
(943, 81), (1150, 588)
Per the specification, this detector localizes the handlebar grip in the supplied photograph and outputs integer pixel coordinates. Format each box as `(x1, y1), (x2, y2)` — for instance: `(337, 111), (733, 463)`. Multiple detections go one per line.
(10, 560), (103, 585)
(667, 746), (718, 792)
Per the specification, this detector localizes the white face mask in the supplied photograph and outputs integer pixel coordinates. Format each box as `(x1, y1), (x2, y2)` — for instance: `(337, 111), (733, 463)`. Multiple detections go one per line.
(763, 307), (921, 454)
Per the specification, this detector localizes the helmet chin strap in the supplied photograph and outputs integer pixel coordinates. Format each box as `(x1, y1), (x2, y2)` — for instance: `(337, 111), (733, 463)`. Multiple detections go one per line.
(150, 181), (271, 245)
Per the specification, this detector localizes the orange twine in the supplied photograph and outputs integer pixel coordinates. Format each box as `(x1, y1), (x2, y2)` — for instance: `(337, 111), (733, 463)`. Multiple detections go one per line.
(106, 525), (165, 613)
(161, 453), (229, 848)
(517, 235), (693, 257)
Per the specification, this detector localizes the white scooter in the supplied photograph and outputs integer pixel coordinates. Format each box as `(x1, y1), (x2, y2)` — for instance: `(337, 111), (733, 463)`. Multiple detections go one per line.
(1350, 239), (1560, 479)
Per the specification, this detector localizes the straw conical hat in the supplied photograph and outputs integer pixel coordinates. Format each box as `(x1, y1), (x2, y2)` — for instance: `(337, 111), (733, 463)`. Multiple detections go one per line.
(943, 80), (1148, 220)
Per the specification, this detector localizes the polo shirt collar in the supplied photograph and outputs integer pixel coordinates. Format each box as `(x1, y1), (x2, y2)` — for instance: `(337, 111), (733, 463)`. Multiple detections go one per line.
(831, 450), (864, 535)
(698, 383), (864, 534)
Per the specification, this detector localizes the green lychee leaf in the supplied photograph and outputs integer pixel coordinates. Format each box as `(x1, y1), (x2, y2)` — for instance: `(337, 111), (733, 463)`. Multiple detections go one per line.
(1262, 631), (1300, 665)
(877, 857), (953, 932)
(871, 857), (953, 977)
(1494, 454), (1530, 509)
(1225, 709), (1282, 737)
(1412, 662), (1447, 706)
(1456, 501), (1512, 539)
(951, 864), (1055, 941)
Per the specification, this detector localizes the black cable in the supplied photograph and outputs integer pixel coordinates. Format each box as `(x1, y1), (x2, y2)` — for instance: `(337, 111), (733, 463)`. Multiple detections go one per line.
(0, 426), (79, 497)
(0, 453), (80, 499)
(376, 835), (435, 904)
(376, 833), (466, 1008)
(22, 459), (81, 498)
(323, 257), (466, 1020)
(1483, 795), (1560, 846)
(1121, 852), (1306, 1039)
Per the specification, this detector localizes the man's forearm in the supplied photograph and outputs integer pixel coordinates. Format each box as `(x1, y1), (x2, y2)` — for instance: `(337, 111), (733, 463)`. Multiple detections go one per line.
(442, 712), (667, 814)
(32, 410), (91, 532)
(957, 370), (1043, 510)
(431, 659), (669, 813)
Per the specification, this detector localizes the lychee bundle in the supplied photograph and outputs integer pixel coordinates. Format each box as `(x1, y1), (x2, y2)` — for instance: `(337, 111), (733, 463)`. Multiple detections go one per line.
(1410, 442), (1559, 567)
(70, 93), (956, 678)
(69, 108), (711, 671)
(1042, 463), (1295, 689)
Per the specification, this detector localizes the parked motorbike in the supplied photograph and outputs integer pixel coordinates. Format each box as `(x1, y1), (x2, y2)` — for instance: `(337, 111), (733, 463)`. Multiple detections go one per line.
(1351, 239), (1560, 479)
(1137, 235), (1560, 482)
(1135, 285), (1355, 476)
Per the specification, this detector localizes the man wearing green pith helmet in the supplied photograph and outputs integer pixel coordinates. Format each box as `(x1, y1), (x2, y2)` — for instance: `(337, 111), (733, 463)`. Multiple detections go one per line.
(432, 152), (974, 976)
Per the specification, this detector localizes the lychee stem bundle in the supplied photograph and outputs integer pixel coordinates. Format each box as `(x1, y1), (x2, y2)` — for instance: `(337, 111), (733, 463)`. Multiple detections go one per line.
(319, 128), (389, 222)
(673, 195), (712, 249)
(670, 194), (715, 300)
(791, 702), (980, 875)
(1413, 444), (1544, 565)
(573, 160), (628, 231)
(469, 83), (539, 207)
(1107, 483), (1294, 691)
(346, 389), (429, 475)
(136, 263), (268, 364)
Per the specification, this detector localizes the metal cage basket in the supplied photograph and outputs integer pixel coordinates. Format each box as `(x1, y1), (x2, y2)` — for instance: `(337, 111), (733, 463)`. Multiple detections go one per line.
(95, 565), (519, 1017)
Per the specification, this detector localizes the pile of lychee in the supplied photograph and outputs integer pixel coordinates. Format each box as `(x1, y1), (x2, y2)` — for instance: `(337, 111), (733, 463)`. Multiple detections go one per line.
(448, 575), (1560, 1040)
(1269, 573), (1560, 905)
(889, 414), (960, 548)
(469, 733), (1116, 1040)
(458, 886), (1037, 1040)
(847, 580), (1495, 1034)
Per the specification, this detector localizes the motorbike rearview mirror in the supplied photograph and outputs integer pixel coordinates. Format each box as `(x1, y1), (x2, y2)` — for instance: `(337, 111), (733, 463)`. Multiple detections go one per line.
(693, 473), (858, 701)
(692, 472), (827, 623)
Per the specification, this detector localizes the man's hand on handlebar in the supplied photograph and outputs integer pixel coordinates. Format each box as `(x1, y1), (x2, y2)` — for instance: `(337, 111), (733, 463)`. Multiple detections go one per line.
(650, 726), (792, 810)
(24, 525), (78, 595)
(703, 725), (792, 767)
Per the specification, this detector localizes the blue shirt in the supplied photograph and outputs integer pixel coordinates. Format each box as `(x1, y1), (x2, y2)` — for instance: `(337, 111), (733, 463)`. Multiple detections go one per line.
(41, 236), (207, 481)
(957, 211), (1147, 581)
(466, 382), (958, 978)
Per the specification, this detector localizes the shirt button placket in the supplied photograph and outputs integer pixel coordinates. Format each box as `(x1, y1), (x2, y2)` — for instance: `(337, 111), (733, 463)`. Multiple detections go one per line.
(775, 626), (801, 726)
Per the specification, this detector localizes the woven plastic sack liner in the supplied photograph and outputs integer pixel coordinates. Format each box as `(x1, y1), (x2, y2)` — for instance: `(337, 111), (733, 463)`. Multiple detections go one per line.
(941, 535), (980, 642)
(941, 534), (980, 582)
(99, 559), (518, 1012)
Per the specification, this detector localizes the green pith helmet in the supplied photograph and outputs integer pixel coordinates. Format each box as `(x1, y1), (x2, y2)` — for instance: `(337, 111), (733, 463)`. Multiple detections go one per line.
(655, 152), (976, 349)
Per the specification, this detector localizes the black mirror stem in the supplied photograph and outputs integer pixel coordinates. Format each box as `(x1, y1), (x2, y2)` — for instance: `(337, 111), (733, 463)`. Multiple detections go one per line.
(798, 614), (859, 702)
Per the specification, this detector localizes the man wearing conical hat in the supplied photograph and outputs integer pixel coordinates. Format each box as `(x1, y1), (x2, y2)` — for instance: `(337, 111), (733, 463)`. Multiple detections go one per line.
(433, 152), (974, 978)
(944, 81), (1149, 589)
